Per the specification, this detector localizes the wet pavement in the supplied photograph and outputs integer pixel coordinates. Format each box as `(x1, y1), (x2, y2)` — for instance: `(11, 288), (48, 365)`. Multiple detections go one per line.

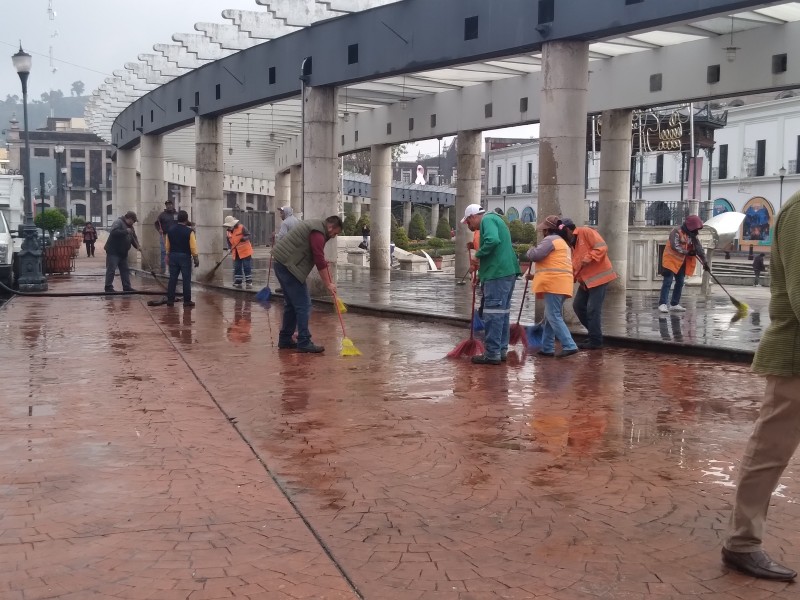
(0, 256), (798, 599)
(212, 250), (770, 358)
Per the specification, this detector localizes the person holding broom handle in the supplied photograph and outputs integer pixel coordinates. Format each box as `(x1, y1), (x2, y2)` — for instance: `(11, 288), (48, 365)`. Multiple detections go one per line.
(462, 204), (520, 365)
(721, 191), (800, 581)
(271, 215), (343, 353)
(658, 214), (708, 313)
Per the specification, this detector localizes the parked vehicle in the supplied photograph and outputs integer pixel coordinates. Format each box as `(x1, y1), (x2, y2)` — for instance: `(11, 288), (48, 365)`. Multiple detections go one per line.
(0, 210), (13, 288)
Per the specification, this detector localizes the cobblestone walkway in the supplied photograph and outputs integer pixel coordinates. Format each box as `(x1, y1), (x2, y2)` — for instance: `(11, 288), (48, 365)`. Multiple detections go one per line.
(0, 269), (797, 599)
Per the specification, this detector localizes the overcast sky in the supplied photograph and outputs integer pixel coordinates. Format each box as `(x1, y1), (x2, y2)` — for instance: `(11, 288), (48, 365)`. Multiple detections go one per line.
(0, 0), (536, 157)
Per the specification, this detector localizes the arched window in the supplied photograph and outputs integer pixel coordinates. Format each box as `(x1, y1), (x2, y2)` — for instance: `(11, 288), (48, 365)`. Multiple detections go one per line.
(742, 197), (775, 245)
(521, 207), (535, 223)
(507, 207), (520, 221)
(713, 198), (734, 216)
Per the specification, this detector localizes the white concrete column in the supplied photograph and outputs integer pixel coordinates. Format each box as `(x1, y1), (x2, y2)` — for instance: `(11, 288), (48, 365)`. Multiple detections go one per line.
(443, 206), (450, 225)
(274, 170), (290, 242)
(403, 201), (412, 230)
(237, 191), (246, 209)
(194, 116), (224, 282)
(303, 86), (338, 220)
(430, 202), (440, 236)
(116, 148), (138, 216)
(538, 41), (590, 220)
(111, 161), (118, 217)
(290, 165), (302, 216)
(455, 130), (482, 279)
(352, 197), (362, 219)
(370, 144), (392, 271)
(139, 135), (166, 273)
(598, 109), (632, 291)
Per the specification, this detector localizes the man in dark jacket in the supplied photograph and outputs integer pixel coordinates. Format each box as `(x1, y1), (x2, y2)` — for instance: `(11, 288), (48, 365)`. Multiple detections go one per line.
(104, 211), (140, 292)
(155, 200), (178, 273)
(271, 215), (343, 353)
(165, 210), (199, 307)
(753, 252), (766, 287)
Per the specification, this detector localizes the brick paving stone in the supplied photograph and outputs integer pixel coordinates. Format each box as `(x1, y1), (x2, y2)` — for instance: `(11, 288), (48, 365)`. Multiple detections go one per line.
(2, 268), (800, 599)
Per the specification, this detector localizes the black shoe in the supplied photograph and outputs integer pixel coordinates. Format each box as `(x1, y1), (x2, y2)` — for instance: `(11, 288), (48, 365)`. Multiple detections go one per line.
(537, 350), (555, 357)
(278, 341), (298, 350)
(297, 343), (325, 354)
(183, 301), (196, 307)
(578, 342), (602, 350)
(104, 287), (115, 293)
(558, 349), (579, 358)
(471, 354), (501, 365)
(722, 548), (797, 581)
(500, 352), (507, 362)
(166, 302), (174, 307)
(122, 288), (135, 293)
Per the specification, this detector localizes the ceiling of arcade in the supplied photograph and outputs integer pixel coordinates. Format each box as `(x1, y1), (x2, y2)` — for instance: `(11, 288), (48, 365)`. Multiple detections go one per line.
(86, 1), (800, 180)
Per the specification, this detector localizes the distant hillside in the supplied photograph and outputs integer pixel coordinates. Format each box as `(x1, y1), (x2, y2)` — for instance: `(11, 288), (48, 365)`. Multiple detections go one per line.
(1, 95), (89, 134)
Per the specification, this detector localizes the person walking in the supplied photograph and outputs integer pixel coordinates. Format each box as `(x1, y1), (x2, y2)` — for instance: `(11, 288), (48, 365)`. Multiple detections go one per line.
(720, 191), (800, 582)
(104, 211), (140, 293)
(81, 222), (97, 257)
(165, 210), (199, 308)
(223, 215), (254, 289)
(155, 200), (178, 273)
(658, 214), (708, 313)
(752, 252), (766, 287)
(276, 206), (299, 241)
(462, 204), (520, 365)
(271, 215), (343, 353)
(562, 218), (617, 350)
(526, 215), (579, 358)
(361, 223), (371, 250)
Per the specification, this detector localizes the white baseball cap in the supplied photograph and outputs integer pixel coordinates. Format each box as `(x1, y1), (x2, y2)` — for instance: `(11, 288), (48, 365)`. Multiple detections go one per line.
(460, 204), (485, 223)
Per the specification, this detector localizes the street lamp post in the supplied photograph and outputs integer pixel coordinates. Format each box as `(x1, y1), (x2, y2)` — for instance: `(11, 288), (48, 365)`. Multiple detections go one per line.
(779, 165), (787, 211)
(12, 44), (47, 291)
(54, 144), (65, 211)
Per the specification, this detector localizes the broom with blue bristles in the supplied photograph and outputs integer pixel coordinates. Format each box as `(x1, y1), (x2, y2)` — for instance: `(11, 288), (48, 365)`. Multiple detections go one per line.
(255, 234), (276, 303)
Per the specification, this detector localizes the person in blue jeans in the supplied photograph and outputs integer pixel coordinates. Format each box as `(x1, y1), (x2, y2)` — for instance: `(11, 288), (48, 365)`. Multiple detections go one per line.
(271, 216), (343, 353)
(462, 203), (521, 365)
(165, 210), (199, 307)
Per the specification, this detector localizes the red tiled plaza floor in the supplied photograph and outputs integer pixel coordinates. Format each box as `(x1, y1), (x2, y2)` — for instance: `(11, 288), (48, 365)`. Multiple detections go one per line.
(0, 265), (798, 599)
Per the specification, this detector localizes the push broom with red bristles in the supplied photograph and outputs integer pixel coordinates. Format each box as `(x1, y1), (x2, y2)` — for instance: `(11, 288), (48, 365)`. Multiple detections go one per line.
(509, 264), (532, 346)
(447, 273), (485, 358)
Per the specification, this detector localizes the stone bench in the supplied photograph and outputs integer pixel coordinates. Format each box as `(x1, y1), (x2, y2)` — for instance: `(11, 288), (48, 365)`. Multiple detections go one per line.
(398, 254), (429, 273)
(346, 248), (368, 267)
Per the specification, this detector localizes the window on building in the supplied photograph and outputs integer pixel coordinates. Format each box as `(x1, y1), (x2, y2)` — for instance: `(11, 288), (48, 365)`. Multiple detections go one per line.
(527, 162), (532, 188)
(655, 155), (664, 184)
(496, 166), (501, 189)
(718, 144), (728, 179)
(401, 170), (412, 184)
(105, 163), (113, 187)
(71, 162), (86, 187)
(70, 148), (85, 158)
(756, 139), (766, 176)
(33, 147), (50, 157)
(511, 164), (517, 191)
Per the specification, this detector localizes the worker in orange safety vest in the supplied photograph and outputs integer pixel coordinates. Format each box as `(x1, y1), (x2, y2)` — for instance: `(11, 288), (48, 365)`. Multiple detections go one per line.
(659, 214), (708, 314)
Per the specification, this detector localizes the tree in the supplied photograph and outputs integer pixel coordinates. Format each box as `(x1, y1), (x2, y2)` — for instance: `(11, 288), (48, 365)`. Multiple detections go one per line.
(408, 213), (427, 241)
(343, 144), (407, 176)
(35, 208), (67, 236)
(71, 216), (86, 227)
(355, 214), (370, 234)
(71, 81), (85, 97)
(342, 212), (358, 236)
(392, 226), (410, 250)
(435, 217), (451, 239)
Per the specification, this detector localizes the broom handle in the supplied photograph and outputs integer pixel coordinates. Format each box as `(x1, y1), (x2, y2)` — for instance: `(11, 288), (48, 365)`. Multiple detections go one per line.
(515, 263), (533, 325)
(332, 291), (347, 337)
(468, 249), (476, 341)
(699, 257), (737, 301)
(266, 233), (275, 283)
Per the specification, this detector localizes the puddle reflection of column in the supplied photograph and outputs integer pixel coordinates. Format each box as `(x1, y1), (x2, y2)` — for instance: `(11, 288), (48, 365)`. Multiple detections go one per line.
(369, 269), (391, 307)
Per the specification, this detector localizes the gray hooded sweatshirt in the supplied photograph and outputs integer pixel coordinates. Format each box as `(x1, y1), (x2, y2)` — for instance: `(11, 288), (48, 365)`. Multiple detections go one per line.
(276, 206), (300, 241)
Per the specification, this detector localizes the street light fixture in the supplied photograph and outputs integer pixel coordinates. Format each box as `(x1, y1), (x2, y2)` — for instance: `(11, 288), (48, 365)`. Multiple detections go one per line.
(779, 165), (787, 211)
(12, 44), (47, 291)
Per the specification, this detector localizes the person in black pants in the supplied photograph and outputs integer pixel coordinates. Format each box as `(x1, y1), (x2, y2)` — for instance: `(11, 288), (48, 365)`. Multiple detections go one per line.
(82, 223), (97, 257)
(104, 211), (140, 292)
(165, 210), (199, 307)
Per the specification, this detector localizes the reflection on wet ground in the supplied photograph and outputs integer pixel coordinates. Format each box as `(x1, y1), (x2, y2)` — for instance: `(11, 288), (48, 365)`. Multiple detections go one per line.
(0, 273), (797, 599)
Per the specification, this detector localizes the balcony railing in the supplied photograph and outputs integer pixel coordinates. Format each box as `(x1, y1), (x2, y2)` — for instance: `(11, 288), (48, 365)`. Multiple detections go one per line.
(521, 183), (532, 193)
(506, 185), (516, 194)
(490, 186), (501, 195)
(588, 200), (689, 227)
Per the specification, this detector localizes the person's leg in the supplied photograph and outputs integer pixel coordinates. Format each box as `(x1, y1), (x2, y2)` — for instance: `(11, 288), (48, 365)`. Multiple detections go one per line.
(540, 307), (556, 355)
(480, 278), (506, 361)
(274, 263), (298, 347)
(243, 257), (253, 287)
(166, 254), (180, 304)
(585, 283), (608, 347)
(233, 257), (243, 286)
(119, 255), (133, 291)
(659, 269), (674, 307)
(671, 263), (687, 306)
(726, 376), (800, 553)
(90, 241), (95, 257)
(544, 293), (578, 353)
(105, 254), (119, 290)
(573, 285), (589, 330)
(500, 277), (515, 356)
(85, 241), (91, 257)
(180, 254), (192, 302)
(755, 271), (761, 286)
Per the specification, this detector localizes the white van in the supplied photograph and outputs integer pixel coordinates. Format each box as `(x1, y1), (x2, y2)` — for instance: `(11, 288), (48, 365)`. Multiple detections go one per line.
(0, 209), (13, 288)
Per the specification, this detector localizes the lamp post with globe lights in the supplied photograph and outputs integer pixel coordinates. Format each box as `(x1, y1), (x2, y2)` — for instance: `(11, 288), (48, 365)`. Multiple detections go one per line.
(12, 44), (47, 291)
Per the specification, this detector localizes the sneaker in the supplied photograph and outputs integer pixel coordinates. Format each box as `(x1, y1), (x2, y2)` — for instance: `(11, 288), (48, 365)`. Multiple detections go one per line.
(105, 287), (116, 293)
(297, 343), (325, 354)
(471, 354), (501, 365)
(558, 348), (579, 358)
(233, 282), (242, 288)
(658, 304), (669, 313)
(122, 287), (136, 293)
(245, 282), (253, 290)
(669, 304), (686, 312)
(578, 342), (602, 350)
(537, 350), (555, 357)
(183, 301), (196, 307)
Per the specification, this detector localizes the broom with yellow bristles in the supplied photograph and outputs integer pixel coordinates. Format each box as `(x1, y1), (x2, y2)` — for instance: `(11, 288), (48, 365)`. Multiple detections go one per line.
(702, 259), (749, 317)
(332, 291), (360, 357)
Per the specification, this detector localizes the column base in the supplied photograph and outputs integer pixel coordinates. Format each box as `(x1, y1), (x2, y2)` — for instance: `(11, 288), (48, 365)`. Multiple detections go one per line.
(17, 224), (48, 292)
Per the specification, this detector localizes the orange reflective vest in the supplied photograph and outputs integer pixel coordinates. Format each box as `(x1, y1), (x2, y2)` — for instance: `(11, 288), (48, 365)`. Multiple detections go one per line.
(227, 224), (253, 259)
(532, 237), (574, 297)
(661, 228), (697, 276)
(572, 227), (617, 289)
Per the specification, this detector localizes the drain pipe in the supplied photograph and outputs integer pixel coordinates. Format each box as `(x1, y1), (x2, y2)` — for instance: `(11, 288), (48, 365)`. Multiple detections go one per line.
(300, 58), (311, 220)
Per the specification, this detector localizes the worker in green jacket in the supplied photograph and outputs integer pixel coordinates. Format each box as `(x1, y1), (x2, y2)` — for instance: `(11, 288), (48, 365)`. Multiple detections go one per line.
(462, 203), (521, 365)
(722, 190), (800, 581)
